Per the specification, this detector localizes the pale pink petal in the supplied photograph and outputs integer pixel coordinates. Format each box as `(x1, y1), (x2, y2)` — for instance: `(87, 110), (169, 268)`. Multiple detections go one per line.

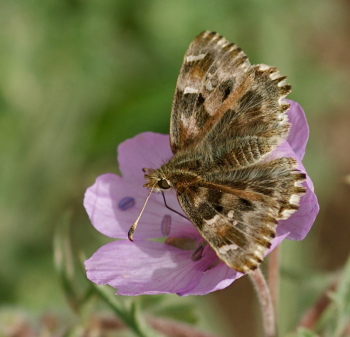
(270, 142), (319, 241)
(85, 98), (319, 296)
(287, 100), (309, 160)
(85, 240), (229, 296)
(178, 262), (239, 296)
(278, 183), (319, 241)
(84, 173), (198, 239)
(118, 132), (173, 182)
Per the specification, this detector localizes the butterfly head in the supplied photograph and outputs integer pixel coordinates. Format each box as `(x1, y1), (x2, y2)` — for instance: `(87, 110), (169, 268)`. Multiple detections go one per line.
(143, 167), (172, 191)
(127, 167), (173, 242)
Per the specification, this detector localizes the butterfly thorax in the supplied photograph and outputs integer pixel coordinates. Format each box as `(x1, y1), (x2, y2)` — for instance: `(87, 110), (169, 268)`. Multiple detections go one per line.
(144, 153), (203, 193)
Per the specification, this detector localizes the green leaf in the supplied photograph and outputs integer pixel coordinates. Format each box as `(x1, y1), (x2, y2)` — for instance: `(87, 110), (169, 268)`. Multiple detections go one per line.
(312, 254), (350, 337)
(153, 303), (198, 324)
(330, 255), (350, 337)
(53, 210), (80, 312)
(287, 327), (320, 337)
(92, 284), (163, 337)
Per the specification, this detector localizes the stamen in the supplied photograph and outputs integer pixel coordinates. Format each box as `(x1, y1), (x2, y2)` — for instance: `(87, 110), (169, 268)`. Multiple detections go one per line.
(161, 215), (172, 236)
(205, 260), (221, 272)
(192, 244), (205, 261)
(118, 197), (135, 211)
(165, 237), (197, 250)
(128, 186), (154, 241)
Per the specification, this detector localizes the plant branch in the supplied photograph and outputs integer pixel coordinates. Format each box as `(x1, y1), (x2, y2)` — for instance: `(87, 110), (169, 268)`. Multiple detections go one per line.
(298, 278), (338, 329)
(96, 315), (219, 337)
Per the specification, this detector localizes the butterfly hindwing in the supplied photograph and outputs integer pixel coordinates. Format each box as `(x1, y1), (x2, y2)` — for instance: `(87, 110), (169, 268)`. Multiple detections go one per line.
(176, 158), (306, 272)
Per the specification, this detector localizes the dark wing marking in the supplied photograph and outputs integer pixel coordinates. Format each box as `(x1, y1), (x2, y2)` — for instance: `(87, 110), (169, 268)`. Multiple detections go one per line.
(177, 158), (306, 273)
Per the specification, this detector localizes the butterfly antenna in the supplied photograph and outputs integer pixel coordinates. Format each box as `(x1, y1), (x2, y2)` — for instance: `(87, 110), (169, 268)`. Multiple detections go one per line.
(161, 190), (189, 221)
(128, 186), (155, 242)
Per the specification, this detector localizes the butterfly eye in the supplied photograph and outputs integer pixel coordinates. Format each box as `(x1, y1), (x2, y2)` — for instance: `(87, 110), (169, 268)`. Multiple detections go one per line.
(158, 179), (171, 189)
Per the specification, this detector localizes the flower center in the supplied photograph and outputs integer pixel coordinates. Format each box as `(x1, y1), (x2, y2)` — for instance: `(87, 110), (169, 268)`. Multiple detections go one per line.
(165, 236), (211, 263)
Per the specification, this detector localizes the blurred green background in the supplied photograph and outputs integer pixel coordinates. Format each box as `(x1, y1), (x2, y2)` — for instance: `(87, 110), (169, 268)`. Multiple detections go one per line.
(1, 0), (350, 336)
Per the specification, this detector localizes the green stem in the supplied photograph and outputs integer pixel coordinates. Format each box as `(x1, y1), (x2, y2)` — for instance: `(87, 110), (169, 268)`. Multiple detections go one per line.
(94, 285), (158, 337)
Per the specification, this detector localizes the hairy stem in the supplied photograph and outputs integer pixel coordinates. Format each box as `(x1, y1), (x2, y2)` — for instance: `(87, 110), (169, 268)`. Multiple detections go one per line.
(250, 268), (277, 337)
(268, 246), (281, 322)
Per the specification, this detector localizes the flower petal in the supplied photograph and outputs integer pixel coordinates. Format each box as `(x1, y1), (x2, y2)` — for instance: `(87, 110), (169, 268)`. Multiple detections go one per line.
(277, 180), (319, 241)
(85, 99), (318, 296)
(118, 132), (173, 182)
(85, 240), (234, 296)
(178, 262), (239, 296)
(287, 100), (309, 160)
(269, 141), (319, 241)
(84, 173), (198, 239)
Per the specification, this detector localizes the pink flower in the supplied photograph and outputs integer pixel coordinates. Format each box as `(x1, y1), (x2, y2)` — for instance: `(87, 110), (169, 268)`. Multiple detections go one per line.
(84, 100), (319, 296)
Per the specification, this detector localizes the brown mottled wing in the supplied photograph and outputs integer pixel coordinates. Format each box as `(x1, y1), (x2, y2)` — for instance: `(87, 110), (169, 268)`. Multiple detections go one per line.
(170, 31), (253, 153)
(201, 64), (292, 168)
(170, 31), (292, 167)
(176, 158), (306, 273)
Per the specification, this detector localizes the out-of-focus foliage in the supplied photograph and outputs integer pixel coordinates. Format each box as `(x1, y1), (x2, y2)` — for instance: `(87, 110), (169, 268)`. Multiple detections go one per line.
(317, 256), (350, 336)
(1, 0), (349, 336)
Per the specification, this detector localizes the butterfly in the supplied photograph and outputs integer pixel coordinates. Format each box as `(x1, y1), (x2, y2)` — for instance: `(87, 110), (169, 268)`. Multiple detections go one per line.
(128, 31), (306, 273)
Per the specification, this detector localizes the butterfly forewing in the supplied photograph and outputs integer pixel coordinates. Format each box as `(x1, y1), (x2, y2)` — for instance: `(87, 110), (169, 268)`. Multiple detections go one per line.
(170, 31), (253, 154)
(201, 64), (292, 168)
(171, 31), (292, 169)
